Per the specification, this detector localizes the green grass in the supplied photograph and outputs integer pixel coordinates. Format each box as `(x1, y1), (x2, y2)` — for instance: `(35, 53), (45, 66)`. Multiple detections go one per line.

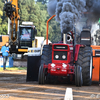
(0, 67), (27, 71)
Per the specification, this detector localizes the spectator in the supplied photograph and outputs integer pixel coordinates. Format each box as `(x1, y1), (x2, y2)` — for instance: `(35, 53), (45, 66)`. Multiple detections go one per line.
(1, 42), (9, 70)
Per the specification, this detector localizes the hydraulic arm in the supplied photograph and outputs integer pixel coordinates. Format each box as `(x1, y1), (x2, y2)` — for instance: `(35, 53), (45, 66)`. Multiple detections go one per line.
(3, 0), (20, 52)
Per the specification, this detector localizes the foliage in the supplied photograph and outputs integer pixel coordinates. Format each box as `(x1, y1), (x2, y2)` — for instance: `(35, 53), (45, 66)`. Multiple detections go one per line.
(0, 0), (61, 43)
(37, 0), (48, 4)
(0, 0), (8, 35)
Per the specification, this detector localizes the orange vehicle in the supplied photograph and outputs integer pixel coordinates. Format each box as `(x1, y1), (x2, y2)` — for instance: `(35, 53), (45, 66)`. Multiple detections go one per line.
(0, 35), (9, 50)
(91, 28), (100, 84)
(91, 46), (100, 84)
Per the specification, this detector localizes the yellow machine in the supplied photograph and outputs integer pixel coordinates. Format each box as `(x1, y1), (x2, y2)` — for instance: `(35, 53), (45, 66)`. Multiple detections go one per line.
(0, 35), (9, 50)
(3, 0), (37, 54)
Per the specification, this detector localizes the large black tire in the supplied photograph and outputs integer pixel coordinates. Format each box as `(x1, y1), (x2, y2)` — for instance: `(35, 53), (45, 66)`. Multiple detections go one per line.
(38, 65), (45, 84)
(75, 65), (83, 87)
(77, 46), (93, 86)
(38, 45), (52, 84)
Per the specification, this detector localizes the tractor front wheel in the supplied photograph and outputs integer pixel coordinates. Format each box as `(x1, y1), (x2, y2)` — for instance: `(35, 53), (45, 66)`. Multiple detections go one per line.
(75, 65), (83, 87)
(38, 65), (45, 84)
(38, 45), (52, 84)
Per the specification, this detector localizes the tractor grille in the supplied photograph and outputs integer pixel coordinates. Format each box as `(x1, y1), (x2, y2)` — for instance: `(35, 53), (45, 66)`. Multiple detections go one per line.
(54, 51), (67, 60)
(54, 45), (68, 50)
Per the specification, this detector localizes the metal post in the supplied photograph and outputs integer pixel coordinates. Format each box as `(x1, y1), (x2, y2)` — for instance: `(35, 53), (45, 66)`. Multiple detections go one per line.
(13, 12), (16, 39)
(98, 23), (100, 29)
(46, 15), (56, 45)
(63, 34), (67, 44)
(8, 18), (10, 35)
(17, 20), (19, 40)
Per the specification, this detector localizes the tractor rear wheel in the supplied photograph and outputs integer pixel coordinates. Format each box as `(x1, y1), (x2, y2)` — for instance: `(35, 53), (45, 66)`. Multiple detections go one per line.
(38, 45), (52, 84)
(77, 46), (93, 86)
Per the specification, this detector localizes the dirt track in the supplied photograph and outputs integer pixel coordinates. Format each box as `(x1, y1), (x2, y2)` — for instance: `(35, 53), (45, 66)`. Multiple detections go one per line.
(0, 70), (99, 100)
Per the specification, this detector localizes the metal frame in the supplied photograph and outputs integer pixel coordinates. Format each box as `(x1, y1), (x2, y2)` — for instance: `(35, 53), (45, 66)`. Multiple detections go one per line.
(46, 15), (56, 44)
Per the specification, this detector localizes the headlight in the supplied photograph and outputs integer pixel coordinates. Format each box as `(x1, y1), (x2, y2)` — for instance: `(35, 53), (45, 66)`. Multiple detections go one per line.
(62, 55), (66, 59)
(55, 55), (59, 59)
(54, 51), (67, 60)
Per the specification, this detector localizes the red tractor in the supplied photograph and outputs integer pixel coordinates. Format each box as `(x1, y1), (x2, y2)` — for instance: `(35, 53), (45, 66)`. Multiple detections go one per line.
(38, 15), (93, 86)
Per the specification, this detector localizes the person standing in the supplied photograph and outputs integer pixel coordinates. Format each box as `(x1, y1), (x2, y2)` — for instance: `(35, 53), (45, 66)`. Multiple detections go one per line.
(1, 42), (9, 70)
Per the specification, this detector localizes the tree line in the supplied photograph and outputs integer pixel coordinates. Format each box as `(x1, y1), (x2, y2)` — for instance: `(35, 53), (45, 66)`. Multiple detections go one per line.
(0, 0), (61, 43)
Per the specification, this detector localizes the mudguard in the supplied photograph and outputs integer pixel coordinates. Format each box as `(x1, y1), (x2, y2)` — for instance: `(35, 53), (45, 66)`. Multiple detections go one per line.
(74, 44), (81, 62)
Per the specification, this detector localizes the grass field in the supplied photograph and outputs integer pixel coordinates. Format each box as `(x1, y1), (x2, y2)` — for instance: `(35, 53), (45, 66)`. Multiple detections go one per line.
(0, 67), (27, 71)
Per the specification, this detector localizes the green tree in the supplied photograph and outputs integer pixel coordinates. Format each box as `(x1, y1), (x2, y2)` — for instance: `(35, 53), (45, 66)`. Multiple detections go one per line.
(0, 0), (61, 42)
(0, 0), (8, 35)
(37, 0), (48, 4)
(0, 10), (3, 24)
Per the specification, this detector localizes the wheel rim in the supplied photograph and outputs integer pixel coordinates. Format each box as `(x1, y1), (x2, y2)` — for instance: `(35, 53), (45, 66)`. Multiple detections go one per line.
(90, 55), (92, 79)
